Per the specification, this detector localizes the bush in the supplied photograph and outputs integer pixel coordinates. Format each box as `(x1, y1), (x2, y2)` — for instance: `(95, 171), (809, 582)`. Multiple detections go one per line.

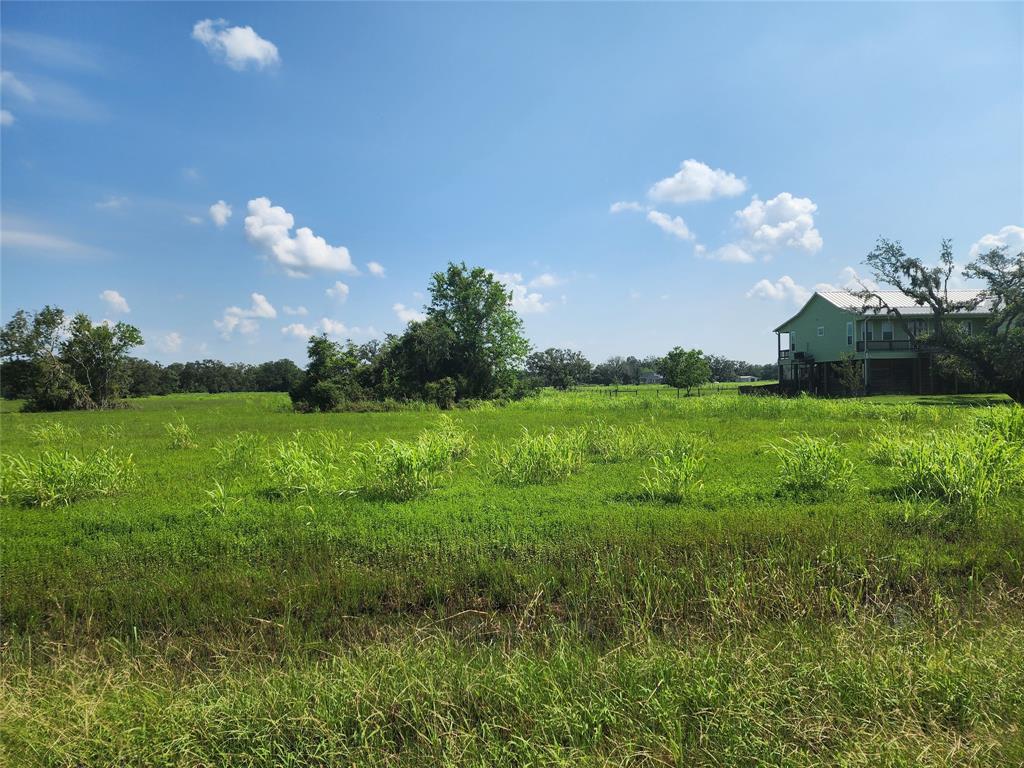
(263, 441), (347, 498)
(165, 418), (197, 449)
(488, 427), (587, 485)
(772, 435), (854, 497)
(424, 377), (457, 410)
(1, 448), (137, 507)
(640, 436), (706, 502)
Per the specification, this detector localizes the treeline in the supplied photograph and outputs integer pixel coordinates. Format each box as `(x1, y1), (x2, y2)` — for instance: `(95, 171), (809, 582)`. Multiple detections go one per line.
(525, 349), (774, 389)
(0, 356), (303, 402)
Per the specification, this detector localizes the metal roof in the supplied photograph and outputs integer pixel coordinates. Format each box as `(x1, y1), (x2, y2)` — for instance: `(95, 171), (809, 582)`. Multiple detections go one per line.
(773, 289), (992, 332)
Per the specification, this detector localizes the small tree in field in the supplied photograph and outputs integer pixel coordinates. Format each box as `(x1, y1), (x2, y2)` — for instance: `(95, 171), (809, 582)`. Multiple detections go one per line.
(659, 347), (711, 395)
(834, 353), (863, 396)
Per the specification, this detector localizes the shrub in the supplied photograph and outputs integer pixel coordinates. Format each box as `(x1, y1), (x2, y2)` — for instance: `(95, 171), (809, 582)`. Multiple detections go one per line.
(1, 448), (137, 507)
(640, 436), (706, 502)
(352, 439), (440, 501)
(424, 377), (457, 410)
(894, 430), (1021, 526)
(488, 427), (587, 485)
(772, 434), (854, 497)
(165, 418), (197, 449)
(264, 441), (347, 498)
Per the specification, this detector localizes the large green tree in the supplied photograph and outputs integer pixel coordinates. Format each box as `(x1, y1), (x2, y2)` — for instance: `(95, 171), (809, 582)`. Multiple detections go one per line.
(1, 306), (143, 411)
(525, 348), (592, 390)
(425, 263), (530, 399)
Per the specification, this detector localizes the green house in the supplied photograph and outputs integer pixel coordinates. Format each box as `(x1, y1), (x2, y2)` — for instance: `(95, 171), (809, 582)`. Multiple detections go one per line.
(773, 289), (991, 395)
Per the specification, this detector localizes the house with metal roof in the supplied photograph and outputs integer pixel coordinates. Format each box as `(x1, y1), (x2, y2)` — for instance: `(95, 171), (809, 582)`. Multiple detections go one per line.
(773, 289), (993, 394)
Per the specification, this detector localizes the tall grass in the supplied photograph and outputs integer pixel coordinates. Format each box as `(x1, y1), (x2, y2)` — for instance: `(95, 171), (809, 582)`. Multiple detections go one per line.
(164, 418), (197, 449)
(772, 434), (854, 497)
(582, 419), (660, 462)
(25, 421), (80, 445)
(0, 448), (136, 507)
(488, 427), (587, 485)
(213, 432), (267, 471)
(263, 440), (347, 498)
(894, 430), (1021, 526)
(640, 436), (706, 502)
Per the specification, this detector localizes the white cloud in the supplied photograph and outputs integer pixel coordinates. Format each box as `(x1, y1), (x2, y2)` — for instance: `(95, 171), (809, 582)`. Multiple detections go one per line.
(209, 200), (232, 227)
(95, 195), (128, 210)
(326, 281), (350, 302)
(735, 193), (823, 254)
(366, 261), (386, 277)
(609, 201), (644, 213)
(647, 210), (694, 241)
(320, 318), (348, 337)
(746, 276), (811, 305)
(0, 70), (35, 101)
(492, 271), (552, 314)
(185, 215), (203, 225)
(156, 332), (183, 354)
(814, 266), (879, 293)
(970, 225), (1024, 259)
(0, 110), (13, 126)
(192, 19), (280, 71)
(215, 292), (276, 339)
(182, 167), (201, 181)
(707, 243), (755, 263)
(281, 322), (315, 339)
(393, 303), (426, 324)
(528, 272), (564, 288)
(0, 222), (101, 257)
(648, 159), (747, 204)
(283, 305), (308, 316)
(99, 289), (130, 314)
(244, 197), (355, 277)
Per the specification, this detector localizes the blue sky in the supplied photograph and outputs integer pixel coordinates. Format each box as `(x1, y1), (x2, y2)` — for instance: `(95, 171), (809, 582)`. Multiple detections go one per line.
(2, 2), (1021, 365)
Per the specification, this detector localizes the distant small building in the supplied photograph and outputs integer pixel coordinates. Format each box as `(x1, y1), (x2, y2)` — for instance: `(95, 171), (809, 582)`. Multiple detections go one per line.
(736, 375), (757, 383)
(639, 371), (664, 385)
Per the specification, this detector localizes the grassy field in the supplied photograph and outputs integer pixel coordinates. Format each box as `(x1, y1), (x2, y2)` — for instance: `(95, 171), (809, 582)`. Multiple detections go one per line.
(2, 390), (1023, 766)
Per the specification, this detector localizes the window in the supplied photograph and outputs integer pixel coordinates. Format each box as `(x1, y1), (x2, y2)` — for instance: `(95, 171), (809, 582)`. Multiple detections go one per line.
(865, 322), (874, 341)
(790, 331), (796, 350)
(882, 321), (893, 341)
(817, 326), (825, 337)
(961, 320), (973, 335)
(846, 321), (853, 345)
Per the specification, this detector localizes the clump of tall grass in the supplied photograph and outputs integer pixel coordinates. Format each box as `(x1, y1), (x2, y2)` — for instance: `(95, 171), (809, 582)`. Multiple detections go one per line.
(213, 432), (267, 471)
(263, 440), (347, 498)
(416, 415), (474, 469)
(865, 424), (914, 466)
(352, 439), (442, 501)
(201, 480), (242, 515)
(582, 420), (660, 463)
(772, 434), (854, 497)
(26, 421), (80, 445)
(488, 427), (587, 485)
(893, 430), (1021, 526)
(640, 436), (706, 502)
(973, 405), (1024, 445)
(0, 448), (137, 507)
(164, 418), (197, 449)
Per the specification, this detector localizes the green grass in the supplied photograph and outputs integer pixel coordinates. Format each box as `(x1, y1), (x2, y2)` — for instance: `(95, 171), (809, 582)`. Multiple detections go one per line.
(2, 391), (1022, 765)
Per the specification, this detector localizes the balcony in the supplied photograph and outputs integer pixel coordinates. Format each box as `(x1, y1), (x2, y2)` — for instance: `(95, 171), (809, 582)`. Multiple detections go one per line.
(856, 339), (915, 352)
